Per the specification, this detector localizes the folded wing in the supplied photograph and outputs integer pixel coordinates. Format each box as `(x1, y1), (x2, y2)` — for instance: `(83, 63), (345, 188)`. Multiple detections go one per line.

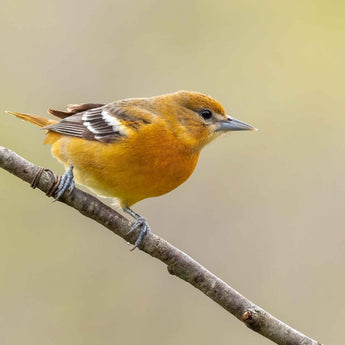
(45, 102), (151, 143)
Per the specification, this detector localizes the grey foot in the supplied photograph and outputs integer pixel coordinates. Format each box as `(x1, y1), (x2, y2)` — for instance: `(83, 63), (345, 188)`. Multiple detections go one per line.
(124, 207), (151, 251)
(54, 165), (75, 200)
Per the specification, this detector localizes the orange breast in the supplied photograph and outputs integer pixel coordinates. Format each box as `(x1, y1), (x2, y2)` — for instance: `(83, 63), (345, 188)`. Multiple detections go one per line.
(46, 124), (200, 207)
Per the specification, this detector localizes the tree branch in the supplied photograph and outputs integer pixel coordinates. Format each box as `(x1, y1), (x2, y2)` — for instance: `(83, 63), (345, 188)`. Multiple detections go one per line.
(0, 145), (322, 345)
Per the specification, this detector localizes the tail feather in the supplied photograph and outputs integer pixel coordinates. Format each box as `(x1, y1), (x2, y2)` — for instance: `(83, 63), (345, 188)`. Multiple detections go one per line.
(5, 111), (56, 128)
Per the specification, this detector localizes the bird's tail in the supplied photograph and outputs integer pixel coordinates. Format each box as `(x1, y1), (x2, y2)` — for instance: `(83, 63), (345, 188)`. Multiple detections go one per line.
(5, 111), (56, 128)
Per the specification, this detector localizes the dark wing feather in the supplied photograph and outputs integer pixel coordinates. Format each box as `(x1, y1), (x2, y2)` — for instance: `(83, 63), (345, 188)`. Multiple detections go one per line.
(44, 103), (151, 143)
(48, 103), (105, 119)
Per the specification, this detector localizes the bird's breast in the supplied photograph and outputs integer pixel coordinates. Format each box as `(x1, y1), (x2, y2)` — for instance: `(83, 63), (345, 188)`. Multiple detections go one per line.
(47, 125), (200, 206)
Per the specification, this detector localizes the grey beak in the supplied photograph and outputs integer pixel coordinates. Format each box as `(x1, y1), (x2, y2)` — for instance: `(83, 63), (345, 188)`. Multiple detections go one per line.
(216, 115), (258, 132)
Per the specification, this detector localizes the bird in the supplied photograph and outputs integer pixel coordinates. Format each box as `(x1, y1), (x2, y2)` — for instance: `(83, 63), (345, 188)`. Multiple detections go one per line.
(6, 91), (256, 249)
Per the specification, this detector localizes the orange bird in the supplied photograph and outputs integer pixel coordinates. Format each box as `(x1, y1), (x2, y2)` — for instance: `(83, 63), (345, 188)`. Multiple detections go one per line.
(7, 91), (256, 249)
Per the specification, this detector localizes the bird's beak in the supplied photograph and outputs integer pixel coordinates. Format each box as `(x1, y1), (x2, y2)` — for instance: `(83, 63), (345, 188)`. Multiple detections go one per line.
(216, 115), (258, 132)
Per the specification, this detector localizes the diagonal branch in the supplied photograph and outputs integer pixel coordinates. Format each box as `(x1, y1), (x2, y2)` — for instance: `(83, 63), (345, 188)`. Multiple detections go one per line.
(0, 145), (322, 345)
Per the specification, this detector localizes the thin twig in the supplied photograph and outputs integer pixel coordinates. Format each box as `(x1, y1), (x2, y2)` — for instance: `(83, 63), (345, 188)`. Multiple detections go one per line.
(0, 145), (322, 345)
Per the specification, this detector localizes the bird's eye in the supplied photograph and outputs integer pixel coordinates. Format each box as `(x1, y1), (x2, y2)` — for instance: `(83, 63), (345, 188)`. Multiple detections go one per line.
(199, 109), (213, 120)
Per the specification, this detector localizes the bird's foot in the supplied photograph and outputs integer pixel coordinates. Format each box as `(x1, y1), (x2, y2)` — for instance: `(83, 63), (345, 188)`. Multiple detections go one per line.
(54, 165), (75, 200)
(124, 207), (151, 251)
(31, 165), (75, 200)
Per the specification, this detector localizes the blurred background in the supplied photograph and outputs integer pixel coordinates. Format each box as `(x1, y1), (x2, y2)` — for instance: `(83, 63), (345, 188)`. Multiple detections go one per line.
(0, 1), (344, 344)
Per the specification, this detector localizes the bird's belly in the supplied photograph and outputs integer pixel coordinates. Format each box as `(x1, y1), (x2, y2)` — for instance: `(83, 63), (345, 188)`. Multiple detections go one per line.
(50, 135), (199, 206)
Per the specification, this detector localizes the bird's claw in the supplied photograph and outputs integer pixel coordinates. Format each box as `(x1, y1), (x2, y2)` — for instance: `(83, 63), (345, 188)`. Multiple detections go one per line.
(127, 217), (151, 251)
(54, 165), (75, 200)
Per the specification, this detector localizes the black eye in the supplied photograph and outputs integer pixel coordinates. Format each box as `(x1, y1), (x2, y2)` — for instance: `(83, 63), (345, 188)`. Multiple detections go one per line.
(199, 109), (213, 120)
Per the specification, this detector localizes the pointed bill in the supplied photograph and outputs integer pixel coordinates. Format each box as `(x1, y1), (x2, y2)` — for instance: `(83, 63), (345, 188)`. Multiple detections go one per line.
(216, 115), (258, 132)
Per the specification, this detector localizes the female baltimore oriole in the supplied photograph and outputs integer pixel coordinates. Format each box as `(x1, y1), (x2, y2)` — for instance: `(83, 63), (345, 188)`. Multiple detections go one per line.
(7, 91), (256, 249)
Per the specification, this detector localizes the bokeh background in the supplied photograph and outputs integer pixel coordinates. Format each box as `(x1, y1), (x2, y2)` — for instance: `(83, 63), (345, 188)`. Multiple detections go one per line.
(1, 1), (344, 344)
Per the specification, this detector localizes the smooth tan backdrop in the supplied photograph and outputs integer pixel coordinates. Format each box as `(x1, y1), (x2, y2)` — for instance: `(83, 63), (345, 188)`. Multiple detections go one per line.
(1, 1), (344, 344)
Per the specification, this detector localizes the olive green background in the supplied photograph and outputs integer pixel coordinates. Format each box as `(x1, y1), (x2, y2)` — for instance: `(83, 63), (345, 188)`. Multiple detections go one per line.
(1, 1), (344, 344)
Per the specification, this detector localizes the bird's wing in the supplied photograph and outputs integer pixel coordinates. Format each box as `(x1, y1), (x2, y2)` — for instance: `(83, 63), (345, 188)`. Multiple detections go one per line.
(45, 103), (151, 143)
(48, 103), (106, 119)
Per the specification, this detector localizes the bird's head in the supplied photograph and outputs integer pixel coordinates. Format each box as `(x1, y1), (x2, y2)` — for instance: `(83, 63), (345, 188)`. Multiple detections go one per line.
(152, 91), (257, 150)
